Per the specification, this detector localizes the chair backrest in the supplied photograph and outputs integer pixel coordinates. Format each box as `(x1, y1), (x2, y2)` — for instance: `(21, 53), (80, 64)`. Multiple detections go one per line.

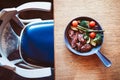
(0, 2), (53, 78)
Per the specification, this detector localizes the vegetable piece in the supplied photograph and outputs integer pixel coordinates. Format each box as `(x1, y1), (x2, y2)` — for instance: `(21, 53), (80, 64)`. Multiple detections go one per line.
(83, 33), (90, 43)
(84, 35), (89, 40)
(72, 20), (78, 27)
(77, 25), (104, 32)
(89, 32), (96, 39)
(86, 37), (91, 44)
(90, 39), (96, 46)
(93, 33), (102, 45)
(84, 33), (90, 43)
(83, 33), (89, 40)
(89, 21), (96, 28)
(71, 26), (78, 31)
(79, 20), (88, 28)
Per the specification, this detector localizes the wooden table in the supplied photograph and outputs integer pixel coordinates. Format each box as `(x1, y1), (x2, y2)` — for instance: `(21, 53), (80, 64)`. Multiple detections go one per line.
(54, 0), (120, 80)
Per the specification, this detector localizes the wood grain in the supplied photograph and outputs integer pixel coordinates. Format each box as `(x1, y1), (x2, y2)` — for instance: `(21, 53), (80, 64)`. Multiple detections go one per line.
(54, 0), (120, 80)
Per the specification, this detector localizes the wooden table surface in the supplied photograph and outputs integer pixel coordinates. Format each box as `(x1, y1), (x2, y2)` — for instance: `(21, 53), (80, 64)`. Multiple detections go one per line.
(54, 0), (120, 80)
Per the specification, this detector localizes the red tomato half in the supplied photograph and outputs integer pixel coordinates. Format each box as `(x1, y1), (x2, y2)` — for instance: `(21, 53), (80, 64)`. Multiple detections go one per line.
(72, 20), (78, 27)
(89, 32), (96, 39)
(89, 21), (96, 28)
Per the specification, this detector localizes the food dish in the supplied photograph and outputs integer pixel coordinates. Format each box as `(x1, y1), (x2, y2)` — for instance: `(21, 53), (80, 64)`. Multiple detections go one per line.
(64, 17), (104, 55)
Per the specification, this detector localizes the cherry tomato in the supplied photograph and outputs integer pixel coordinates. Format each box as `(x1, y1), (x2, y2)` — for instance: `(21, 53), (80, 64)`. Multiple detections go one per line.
(89, 32), (96, 39)
(72, 20), (78, 27)
(89, 21), (96, 28)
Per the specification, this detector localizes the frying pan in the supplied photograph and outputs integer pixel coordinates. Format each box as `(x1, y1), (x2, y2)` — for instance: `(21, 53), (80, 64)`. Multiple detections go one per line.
(0, 2), (54, 78)
(64, 17), (111, 67)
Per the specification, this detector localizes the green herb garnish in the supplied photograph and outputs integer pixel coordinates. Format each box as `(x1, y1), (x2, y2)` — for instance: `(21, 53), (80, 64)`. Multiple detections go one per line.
(77, 25), (104, 33)
(79, 20), (88, 28)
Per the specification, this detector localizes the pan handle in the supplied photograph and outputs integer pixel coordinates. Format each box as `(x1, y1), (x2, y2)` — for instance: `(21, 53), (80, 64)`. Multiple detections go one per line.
(96, 51), (111, 67)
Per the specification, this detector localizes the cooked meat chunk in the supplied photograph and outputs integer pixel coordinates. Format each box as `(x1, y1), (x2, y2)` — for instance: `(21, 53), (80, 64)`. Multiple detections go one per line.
(78, 34), (83, 41)
(71, 39), (77, 48)
(81, 44), (92, 52)
(70, 32), (78, 48)
(72, 32), (78, 40)
(76, 42), (83, 51)
(68, 29), (74, 38)
(78, 34), (86, 44)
